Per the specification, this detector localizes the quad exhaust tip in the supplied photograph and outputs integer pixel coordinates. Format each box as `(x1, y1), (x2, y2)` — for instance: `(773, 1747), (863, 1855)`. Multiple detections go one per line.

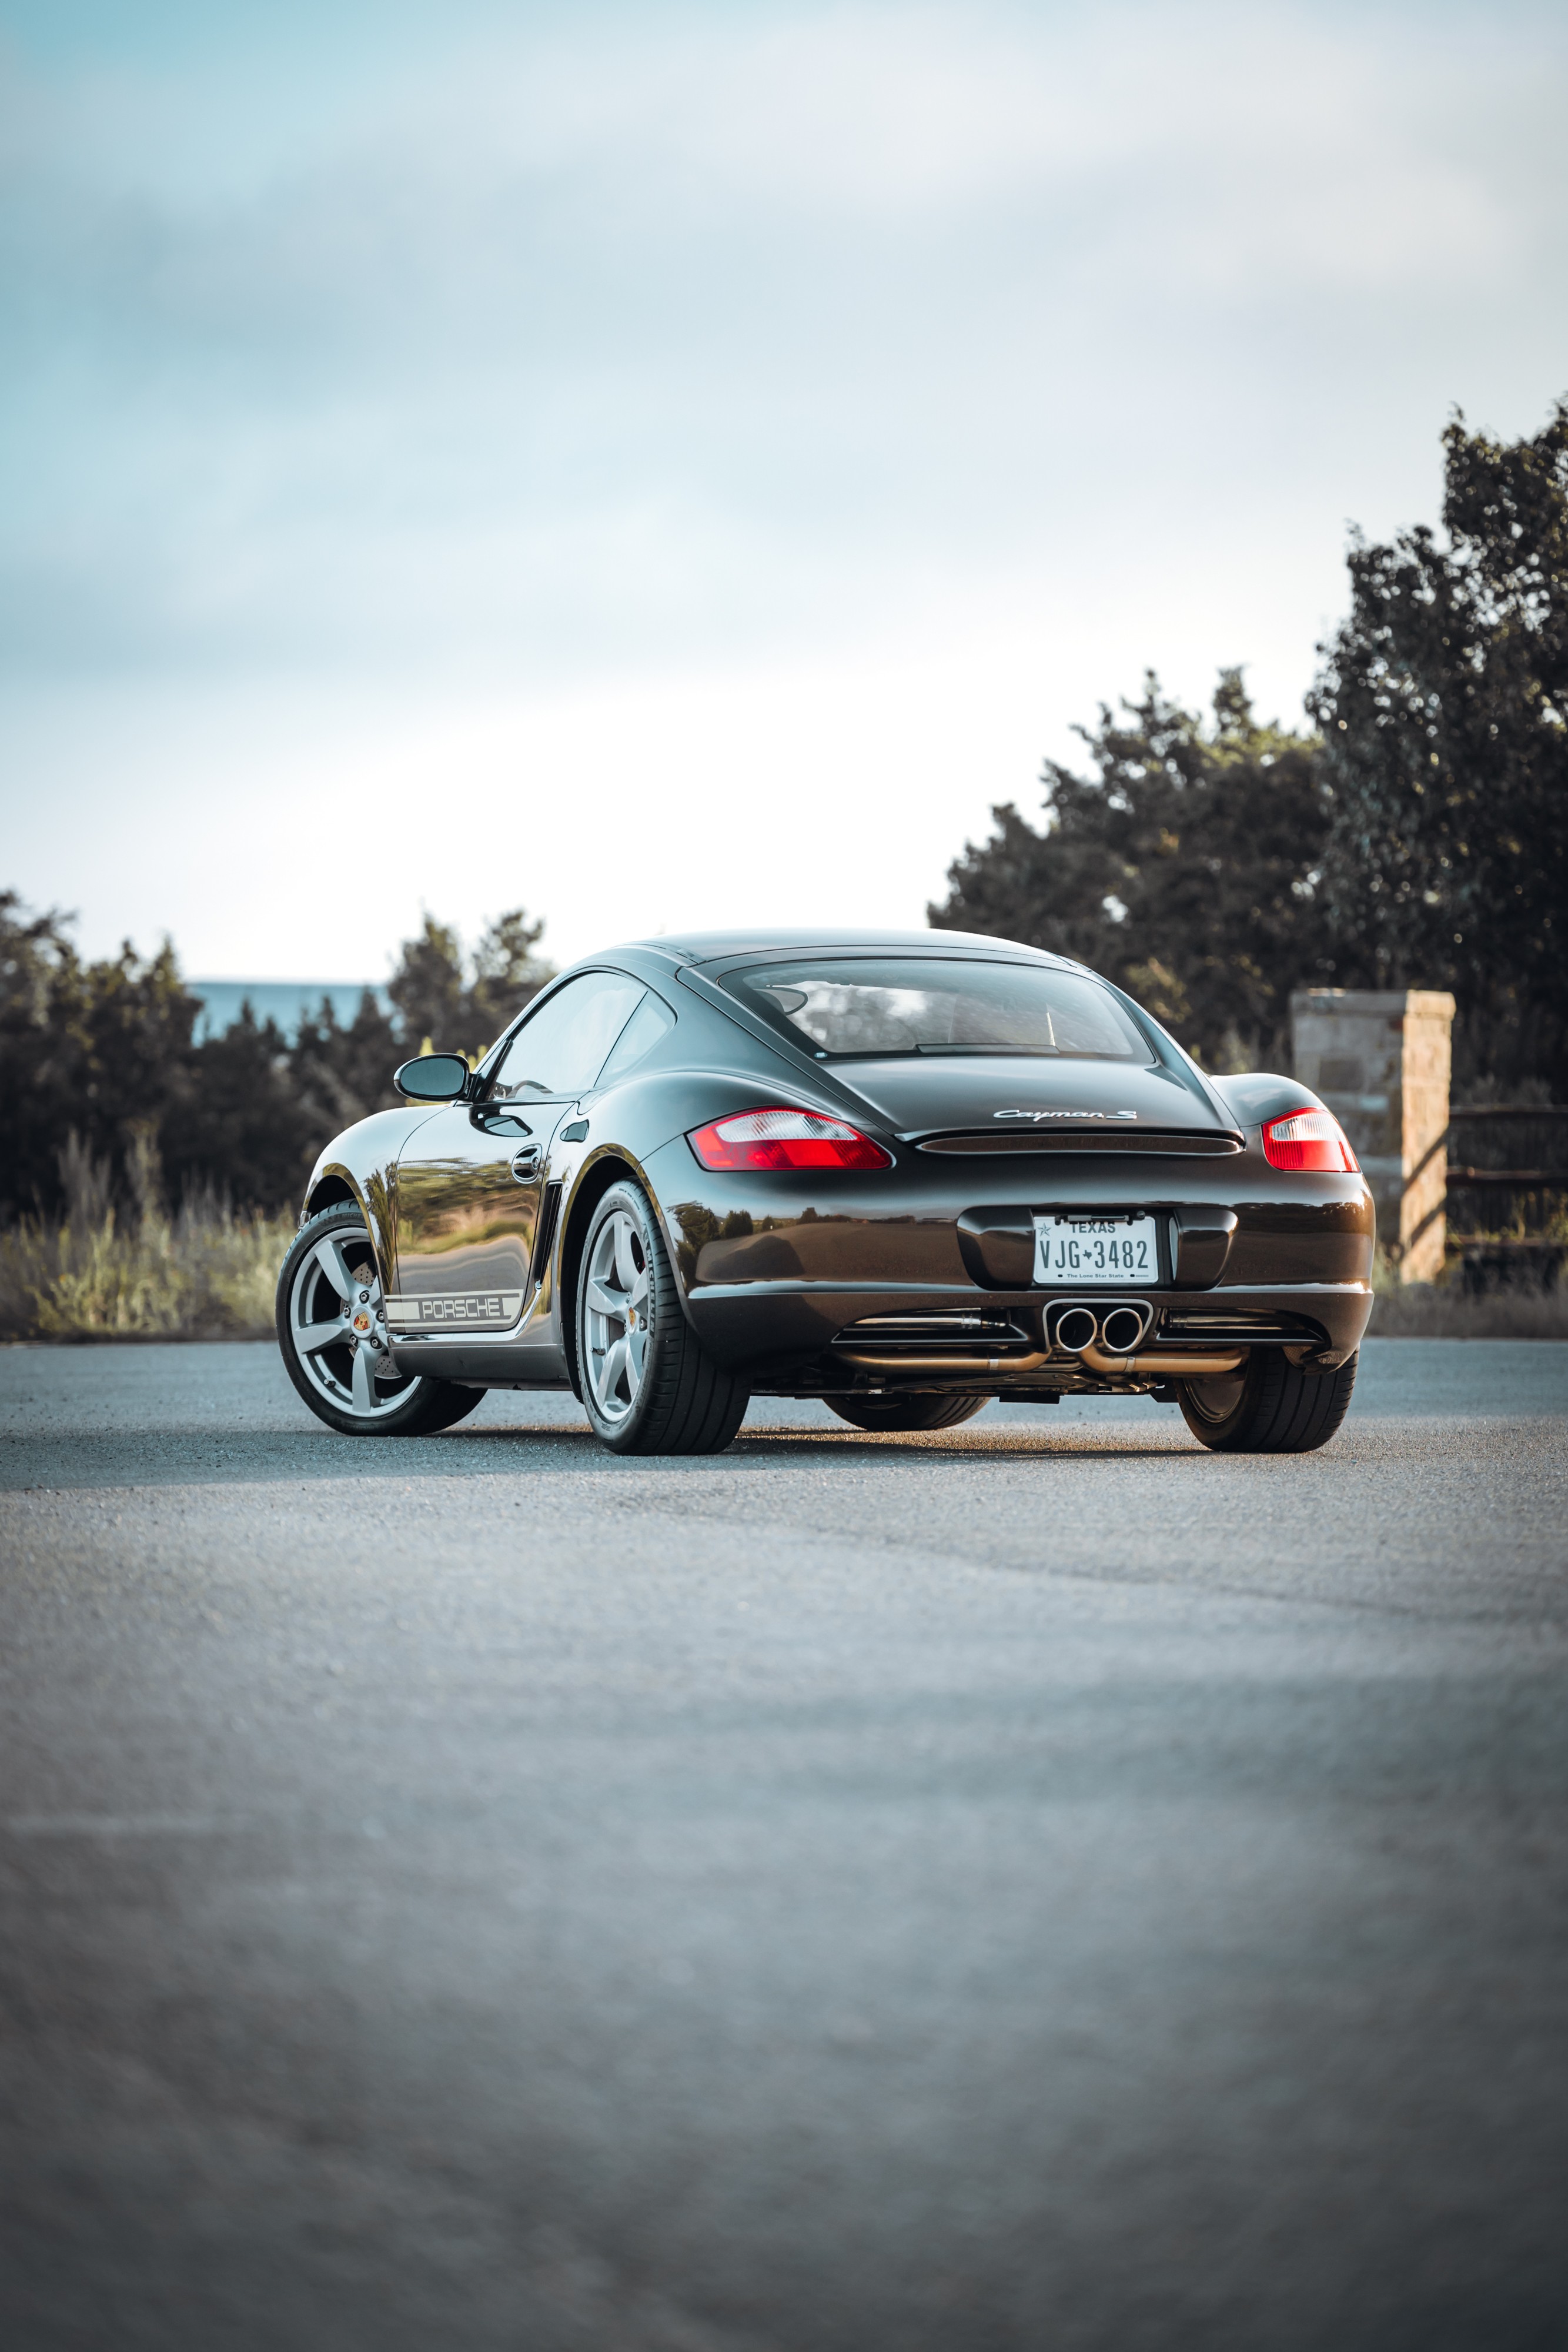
(1049, 1297), (1245, 1379)
(834, 1297), (1245, 1382)
(1052, 1301), (1153, 1355)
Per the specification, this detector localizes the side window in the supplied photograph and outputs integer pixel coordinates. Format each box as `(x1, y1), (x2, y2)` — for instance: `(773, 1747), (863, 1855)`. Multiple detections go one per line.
(489, 973), (646, 1099)
(597, 992), (676, 1086)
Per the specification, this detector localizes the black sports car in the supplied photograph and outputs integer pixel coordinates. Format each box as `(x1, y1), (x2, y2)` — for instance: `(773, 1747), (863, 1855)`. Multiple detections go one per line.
(276, 929), (1374, 1454)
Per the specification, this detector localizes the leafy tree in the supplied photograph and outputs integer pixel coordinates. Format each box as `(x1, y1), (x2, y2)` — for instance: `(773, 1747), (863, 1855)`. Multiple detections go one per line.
(931, 673), (1333, 1071)
(0, 893), (82, 1220)
(387, 916), (467, 1056)
(160, 1007), (312, 1214)
(73, 937), (201, 1141)
(1309, 402), (1568, 1090)
(387, 907), (553, 1059)
(1, 896), (556, 1221)
(0, 893), (201, 1220)
(289, 991), (404, 1144)
(469, 908), (552, 1049)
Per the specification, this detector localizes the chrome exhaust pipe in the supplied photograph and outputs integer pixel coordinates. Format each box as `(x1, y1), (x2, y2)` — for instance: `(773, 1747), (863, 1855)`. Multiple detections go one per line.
(1054, 1305), (1099, 1354)
(834, 1347), (1049, 1374)
(1101, 1304), (1148, 1355)
(1055, 1297), (1245, 1379)
(840, 1296), (1247, 1383)
(1076, 1339), (1246, 1377)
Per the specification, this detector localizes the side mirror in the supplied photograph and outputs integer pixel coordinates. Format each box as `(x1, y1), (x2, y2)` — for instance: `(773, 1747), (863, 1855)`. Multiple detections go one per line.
(393, 1053), (472, 1102)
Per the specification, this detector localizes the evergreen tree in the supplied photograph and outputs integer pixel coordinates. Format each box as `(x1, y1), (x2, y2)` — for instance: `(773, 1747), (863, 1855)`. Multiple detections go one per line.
(1309, 402), (1568, 1088)
(161, 1007), (312, 1213)
(289, 992), (404, 1143)
(0, 893), (201, 1220)
(386, 907), (552, 1060)
(0, 896), (556, 1220)
(932, 673), (1332, 1071)
(386, 916), (468, 1056)
(469, 908), (551, 1049)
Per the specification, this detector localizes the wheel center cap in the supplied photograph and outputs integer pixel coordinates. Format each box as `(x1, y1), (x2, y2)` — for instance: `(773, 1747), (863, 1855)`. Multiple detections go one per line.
(352, 1310), (373, 1335)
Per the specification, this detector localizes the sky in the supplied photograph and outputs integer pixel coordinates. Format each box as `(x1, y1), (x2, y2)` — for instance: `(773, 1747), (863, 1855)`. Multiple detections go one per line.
(2, 0), (1565, 984)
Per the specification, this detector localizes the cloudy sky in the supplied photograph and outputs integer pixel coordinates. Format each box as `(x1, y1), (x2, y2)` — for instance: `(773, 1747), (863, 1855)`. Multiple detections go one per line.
(2, 0), (1564, 983)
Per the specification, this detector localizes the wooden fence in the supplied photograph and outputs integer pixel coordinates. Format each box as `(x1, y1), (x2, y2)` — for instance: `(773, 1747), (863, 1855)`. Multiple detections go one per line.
(1445, 1105), (1568, 1285)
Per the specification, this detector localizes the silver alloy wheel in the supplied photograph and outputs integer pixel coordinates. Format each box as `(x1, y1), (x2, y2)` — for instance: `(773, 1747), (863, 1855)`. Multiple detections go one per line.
(583, 1207), (651, 1425)
(286, 1222), (413, 1421)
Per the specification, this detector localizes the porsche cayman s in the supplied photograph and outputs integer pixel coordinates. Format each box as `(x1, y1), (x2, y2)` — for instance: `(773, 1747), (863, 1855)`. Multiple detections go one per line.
(275, 930), (1374, 1455)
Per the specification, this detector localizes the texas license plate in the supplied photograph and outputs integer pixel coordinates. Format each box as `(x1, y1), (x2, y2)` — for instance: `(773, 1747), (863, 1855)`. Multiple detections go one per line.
(1032, 1214), (1160, 1285)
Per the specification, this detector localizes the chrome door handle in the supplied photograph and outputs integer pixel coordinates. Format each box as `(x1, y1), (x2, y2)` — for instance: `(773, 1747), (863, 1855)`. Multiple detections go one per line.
(510, 1147), (541, 1182)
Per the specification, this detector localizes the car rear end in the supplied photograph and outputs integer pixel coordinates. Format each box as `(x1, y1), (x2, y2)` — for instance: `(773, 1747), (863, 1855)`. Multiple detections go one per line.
(644, 943), (1373, 1402)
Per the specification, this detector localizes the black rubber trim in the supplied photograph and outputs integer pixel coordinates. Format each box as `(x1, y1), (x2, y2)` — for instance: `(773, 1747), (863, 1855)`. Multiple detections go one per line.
(530, 1181), (563, 1288)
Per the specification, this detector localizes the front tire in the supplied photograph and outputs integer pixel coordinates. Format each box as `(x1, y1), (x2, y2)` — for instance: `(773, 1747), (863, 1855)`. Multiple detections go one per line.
(826, 1392), (988, 1432)
(576, 1181), (748, 1455)
(1176, 1349), (1358, 1454)
(276, 1205), (484, 1438)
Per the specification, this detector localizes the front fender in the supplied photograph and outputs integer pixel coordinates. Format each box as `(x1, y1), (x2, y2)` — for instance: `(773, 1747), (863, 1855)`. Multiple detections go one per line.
(301, 1107), (439, 1292)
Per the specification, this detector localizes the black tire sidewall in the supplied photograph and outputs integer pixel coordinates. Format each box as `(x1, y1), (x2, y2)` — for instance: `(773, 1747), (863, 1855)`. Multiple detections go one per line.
(1177, 1349), (1358, 1454)
(1176, 1360), (1258, 1448)
(827, 1392), (988, 1432)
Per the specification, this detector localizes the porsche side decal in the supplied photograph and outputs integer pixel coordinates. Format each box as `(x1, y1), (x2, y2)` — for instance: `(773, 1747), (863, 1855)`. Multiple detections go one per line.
(386, 1292), (524, 1329)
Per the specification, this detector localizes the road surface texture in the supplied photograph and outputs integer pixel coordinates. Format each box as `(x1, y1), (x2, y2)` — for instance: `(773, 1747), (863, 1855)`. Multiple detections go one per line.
(2, 1340), (1566, 2352)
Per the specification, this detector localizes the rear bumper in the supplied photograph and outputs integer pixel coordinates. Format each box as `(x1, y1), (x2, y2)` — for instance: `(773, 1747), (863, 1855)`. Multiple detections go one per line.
(685, 1279), (1373, 1392)
(641, 1135), (1375, 1393)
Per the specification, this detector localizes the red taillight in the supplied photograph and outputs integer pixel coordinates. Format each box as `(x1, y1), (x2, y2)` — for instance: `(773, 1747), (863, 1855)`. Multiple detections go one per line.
(687, 1107), (894, 1172)
(1262, 1108), (1359, 1172)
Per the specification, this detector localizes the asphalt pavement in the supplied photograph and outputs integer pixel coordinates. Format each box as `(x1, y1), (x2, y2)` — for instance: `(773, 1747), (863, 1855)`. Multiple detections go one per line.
(2, 1341), (1566, 2351)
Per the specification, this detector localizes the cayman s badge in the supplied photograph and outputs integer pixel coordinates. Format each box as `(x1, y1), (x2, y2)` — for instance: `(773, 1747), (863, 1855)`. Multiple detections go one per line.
(994, 1108), (1138, 1122)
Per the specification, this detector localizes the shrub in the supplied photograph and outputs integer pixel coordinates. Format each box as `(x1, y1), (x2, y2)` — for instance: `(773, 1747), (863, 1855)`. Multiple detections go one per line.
(0, 1134), (290, 1342)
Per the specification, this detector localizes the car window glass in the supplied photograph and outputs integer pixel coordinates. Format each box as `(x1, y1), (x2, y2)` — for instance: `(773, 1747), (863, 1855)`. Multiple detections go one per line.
(490, 974), (646, 1098)
(723, 958), (1151, 1061)
(597, 992), (676, 1085)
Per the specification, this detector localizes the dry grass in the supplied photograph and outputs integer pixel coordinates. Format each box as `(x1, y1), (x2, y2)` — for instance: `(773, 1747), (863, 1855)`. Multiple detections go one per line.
(1367, 1239), (1568, 1338)
(0, 1135), (292, 1343)
(1368, 1282), (1568, 1339)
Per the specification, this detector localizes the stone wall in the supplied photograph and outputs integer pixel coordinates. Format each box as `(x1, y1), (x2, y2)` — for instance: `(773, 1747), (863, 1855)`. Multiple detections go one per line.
(1289, 990), (1456, 1283)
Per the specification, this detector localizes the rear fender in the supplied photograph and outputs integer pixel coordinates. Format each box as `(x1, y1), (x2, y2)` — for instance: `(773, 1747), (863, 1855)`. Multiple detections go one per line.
(1210, 1073), (1332, 1132)
(554, 1137), (711, 1401)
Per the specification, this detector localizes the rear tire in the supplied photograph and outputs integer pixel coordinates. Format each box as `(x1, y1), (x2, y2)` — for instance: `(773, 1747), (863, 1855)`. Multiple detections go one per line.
(826, 1392), (988, 1432)
(1176, 1349), (1358, 1454)
(576, 1181), (749, 1455)
(277, 1205), (485, 1438)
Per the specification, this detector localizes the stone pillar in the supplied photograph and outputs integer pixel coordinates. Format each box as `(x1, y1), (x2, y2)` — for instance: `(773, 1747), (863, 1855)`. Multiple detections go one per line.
(1289, 989), (1456, 1283)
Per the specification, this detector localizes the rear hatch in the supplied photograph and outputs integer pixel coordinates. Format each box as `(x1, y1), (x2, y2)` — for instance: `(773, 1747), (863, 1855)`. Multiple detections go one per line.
(833, 1056), (1243, 1154)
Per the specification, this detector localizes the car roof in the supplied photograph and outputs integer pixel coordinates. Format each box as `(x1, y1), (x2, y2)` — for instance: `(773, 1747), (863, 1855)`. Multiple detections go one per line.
(622, 927), (1070, 967)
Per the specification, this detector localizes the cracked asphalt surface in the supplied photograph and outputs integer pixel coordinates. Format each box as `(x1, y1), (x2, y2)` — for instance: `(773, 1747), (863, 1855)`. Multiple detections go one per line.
(2, 1340), (1566, 2351)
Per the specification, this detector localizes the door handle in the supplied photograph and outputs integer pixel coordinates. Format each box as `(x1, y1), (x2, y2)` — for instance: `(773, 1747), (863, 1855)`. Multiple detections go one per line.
(510, 1146), (541, 1182)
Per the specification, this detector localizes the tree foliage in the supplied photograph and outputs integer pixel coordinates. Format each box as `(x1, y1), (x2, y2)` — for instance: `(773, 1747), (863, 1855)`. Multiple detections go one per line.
(934, 405), (1567, 1090)
(0, 895), (553, 1222)
(0, 896), (201, 1223)
(1308, 403), (1568, 1088)
(932, 673), (1333, 1071)
(469, 908), (552, 1049)
(387, 908), (551, 1060)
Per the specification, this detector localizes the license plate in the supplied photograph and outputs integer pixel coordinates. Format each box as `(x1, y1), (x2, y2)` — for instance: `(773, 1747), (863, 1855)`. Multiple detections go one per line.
(1032, 1214), (1160, 1285)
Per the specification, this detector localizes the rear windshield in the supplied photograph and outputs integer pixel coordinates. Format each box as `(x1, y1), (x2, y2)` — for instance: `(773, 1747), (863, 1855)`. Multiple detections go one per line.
(721, 957), (1152, 1061)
